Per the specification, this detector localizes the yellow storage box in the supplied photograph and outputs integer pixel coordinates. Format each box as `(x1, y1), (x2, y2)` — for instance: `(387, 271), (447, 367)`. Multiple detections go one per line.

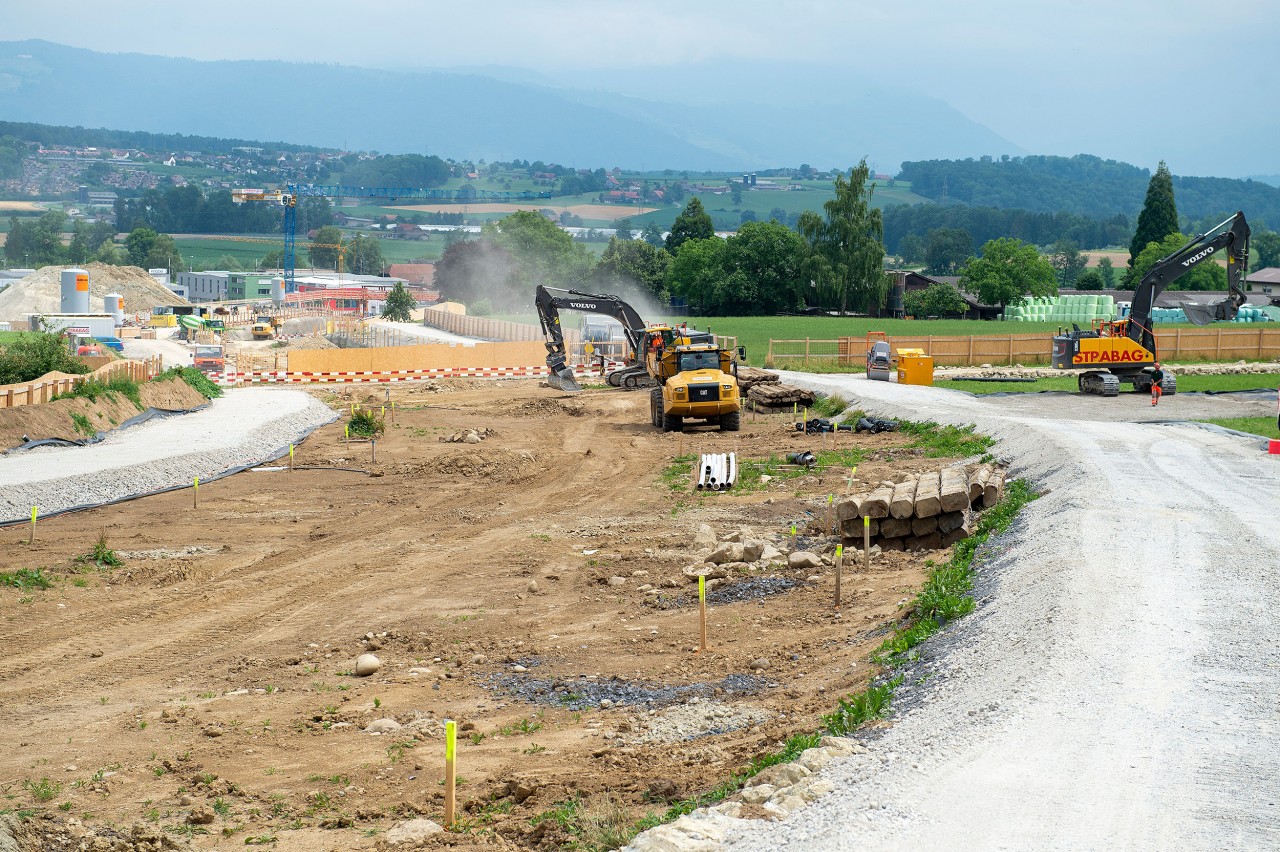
(896, 348), (934, 386)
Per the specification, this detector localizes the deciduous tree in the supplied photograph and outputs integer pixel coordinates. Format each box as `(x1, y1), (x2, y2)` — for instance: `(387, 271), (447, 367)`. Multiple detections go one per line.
(382, 281), (415, 322)
(1252, 230), (1280, 270)
(798, 160), (885, 314)
(960, 237), (1057, 309)
(593, 237), (670, 301)
(665, 198), (714, 255)
(308, 226), (344, 270)
(1131, 232), (1226, 291)
(904, 282), (968, 317)
(924, 227), (973, 275)
(1049, 239), (1087, 286)
(1097, 256), (1115, 288)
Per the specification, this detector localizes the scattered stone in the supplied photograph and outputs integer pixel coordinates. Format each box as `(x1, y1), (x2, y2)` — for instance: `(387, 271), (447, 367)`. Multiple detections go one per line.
(693, 524), (717, 550)
(526, 580), (539, 594)
(202, 725), (223, 738)
(365, 718), (402, 734)
(681, 563), (728, 582)
(707, 542), (745, 565)
(355, 653), (382, 677)
(607, 576), (626, 587)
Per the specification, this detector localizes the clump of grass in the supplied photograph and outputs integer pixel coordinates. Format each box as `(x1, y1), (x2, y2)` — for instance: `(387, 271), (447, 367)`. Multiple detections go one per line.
(348, 409), (385, 438)
(76, 531), (122, 570)
(1, 567), (54, 591)
(23, 777), (62, 802)
(822, 676), (903, 735)
(809, 393), (849, 418)
(69, 411), (96, 437)
(900, 419), (994, 458)
(53, 376), (142, 409)
(157, 366), (223, 399)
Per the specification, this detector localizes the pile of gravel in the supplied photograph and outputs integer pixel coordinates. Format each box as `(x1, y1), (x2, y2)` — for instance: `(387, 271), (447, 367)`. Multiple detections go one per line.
(481, 672), (768, 712)
(0, 389), (335, 523)
(632, 697), (772, 744)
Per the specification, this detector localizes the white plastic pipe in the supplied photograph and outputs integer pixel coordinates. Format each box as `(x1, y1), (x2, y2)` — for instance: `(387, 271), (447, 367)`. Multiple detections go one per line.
(727, 452), (737, 488)
(698, 457), (710, 490)
(715, 453), (727, 490)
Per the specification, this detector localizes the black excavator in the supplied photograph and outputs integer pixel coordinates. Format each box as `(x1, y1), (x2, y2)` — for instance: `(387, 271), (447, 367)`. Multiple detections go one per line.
(534, 285), (711, 392)
(1050, 211), (1250, 395)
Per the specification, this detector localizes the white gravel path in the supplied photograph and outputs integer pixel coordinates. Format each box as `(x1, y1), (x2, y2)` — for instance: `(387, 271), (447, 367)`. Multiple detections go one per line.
(629, 374), (1280, 851)
(121, 333), (193, 368)
(0, 388), (335, 523)
(369, 319), (478, 346)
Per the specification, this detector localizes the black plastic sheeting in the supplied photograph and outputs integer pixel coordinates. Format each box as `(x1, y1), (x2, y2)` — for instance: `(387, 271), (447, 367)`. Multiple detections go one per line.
(4, 403), (211, 452)
(0, 409), (338, 528)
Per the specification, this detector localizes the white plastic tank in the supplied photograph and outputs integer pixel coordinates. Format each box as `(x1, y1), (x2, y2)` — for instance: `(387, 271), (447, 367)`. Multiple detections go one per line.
(270, 277), (285, 306)
(61, 268), (90, 314)
(104, 293), (125, 325)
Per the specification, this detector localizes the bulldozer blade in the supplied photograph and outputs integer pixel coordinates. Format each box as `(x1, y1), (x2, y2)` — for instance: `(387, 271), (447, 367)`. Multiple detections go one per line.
(547, 367), (582, 393)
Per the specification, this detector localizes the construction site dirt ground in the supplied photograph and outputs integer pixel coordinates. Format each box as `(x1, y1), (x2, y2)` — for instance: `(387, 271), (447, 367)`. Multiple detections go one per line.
(0, 380), (968, 850)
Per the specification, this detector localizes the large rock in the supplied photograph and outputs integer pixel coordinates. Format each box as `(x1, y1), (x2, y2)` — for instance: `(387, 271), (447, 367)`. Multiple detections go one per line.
(355, 653), (382, 676)
(693, 524), (717, 550)
(682, 563), (729, 581)
(788, 551), (822, 570)
(741, 539), (766, 562)
(365, 718), (402, 734)
(707, 542), (745, 565)
(758, 544), (784, 562)
(385, 818), (444, 845)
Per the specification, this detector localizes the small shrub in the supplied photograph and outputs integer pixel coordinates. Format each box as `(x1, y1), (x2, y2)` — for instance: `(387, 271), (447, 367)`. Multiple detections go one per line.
(0, 568), (54, 591)
(23, 777), (62, 802)
(77, 531), (122, 569)
(348, 409), (385, 438)
(157, 366), (223, 399)
(70, 412), (96, 436)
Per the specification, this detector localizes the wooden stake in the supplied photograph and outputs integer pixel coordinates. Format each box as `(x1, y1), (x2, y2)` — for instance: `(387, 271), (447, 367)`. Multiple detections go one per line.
(827, 494), (834, 534)
(698, 575), (707, 652)
(193, 476), (199, 509)
(444, 719), (456, 828)
(834, 543), (843, 609)
(28, 506), (36, 544)
(863, 515), (871, 573)
(289, 443), (295, 472)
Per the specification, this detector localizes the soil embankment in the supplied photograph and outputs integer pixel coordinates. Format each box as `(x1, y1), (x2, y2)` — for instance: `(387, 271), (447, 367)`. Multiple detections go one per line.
(0, 375), (209, 449)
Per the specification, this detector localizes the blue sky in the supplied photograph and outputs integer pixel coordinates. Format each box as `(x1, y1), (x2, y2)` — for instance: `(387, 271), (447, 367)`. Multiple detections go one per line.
(6, 0), (1277, 175)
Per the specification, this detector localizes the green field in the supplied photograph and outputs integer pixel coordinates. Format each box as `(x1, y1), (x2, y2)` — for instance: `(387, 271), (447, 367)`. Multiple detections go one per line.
(1196, 416), (1280, 440)
(171, 234), (445, 271)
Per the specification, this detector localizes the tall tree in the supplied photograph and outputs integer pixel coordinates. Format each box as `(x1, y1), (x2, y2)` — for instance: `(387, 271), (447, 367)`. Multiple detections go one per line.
(924, 227), (973, 275)
(1049, 239), (1087, 286)
(1128, 161), (1179, 268)
(1097, 256), (1116, 288)
(308, 226), (345, 270)
(487, 210), (593, 294)
(345, 233), (385, 275)
(1075, 270), (1105, 290)
(124, 227), (180, 269)
(381, 281), (415, 322)
(665, 197), (714, 255)
(798, 160), (886, 314)
(1252, 230), (1280, 270)
(904, 282), (968, 317)
(593, 237), (671, 301)
(960, 237), (1057, 309)
(640, 222), (665, 248)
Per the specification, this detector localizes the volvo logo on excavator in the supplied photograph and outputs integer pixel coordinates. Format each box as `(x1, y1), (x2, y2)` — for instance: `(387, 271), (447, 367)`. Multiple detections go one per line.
(569, 301), (598, 309)
(1181, 246), (1214, 267)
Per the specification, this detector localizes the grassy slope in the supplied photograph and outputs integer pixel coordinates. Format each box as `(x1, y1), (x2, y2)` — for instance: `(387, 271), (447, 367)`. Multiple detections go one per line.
(1197, 416), (1280, 440)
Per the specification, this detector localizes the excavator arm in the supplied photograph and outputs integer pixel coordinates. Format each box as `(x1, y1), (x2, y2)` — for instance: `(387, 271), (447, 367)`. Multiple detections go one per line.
(1129, 211), (1250, 351)
(535, 285), (649, 391)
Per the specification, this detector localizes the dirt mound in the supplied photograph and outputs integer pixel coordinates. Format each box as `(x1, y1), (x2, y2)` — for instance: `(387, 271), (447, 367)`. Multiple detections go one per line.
(505, 397), (586, 417)
(418, 448), (544, 482)
(0, 376), (208, 449)
(0, 263), (190, 323)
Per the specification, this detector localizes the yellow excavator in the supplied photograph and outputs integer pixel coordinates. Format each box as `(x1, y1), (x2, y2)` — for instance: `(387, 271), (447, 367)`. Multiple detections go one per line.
(1051, 211), (1250, 395)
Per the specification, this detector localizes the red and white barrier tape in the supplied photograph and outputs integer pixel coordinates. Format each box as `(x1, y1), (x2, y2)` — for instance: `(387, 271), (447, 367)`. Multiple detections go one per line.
(210, 362), (625, 386)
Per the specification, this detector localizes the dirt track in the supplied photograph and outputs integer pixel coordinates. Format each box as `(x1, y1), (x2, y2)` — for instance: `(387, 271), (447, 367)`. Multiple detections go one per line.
(0, 380), (970, 850)
(708, 374), (1280, 850)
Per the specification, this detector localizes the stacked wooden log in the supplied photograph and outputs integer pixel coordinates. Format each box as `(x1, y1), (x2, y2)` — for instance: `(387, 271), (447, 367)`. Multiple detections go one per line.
(835, 463), (1005, 551)
(747, 382), (817, 408)
(735, 366), (781, 393)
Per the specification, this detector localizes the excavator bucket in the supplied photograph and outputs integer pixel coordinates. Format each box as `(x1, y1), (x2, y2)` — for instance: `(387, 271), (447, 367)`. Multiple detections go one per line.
(1180, 299), (1237, 326)
(546, 364), (582, 393)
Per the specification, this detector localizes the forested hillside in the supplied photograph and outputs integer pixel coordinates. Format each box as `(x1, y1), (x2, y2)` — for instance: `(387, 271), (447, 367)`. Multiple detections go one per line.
(897, 155), (1280, 225)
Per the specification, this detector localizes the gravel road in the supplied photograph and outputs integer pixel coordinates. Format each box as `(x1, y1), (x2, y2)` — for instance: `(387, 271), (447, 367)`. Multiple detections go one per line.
(121, 331), (193, 368)
(668, 375), (1280, 850)
(369, 319), (478, 346)
(0, 388), (335, 523)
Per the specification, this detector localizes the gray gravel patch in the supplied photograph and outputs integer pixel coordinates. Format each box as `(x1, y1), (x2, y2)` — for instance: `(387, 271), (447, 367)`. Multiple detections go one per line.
(481, 672), (769, 712)
(0, 388), (335, 523)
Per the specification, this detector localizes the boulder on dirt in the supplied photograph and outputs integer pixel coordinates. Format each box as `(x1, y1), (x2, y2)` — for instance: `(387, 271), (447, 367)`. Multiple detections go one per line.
(758, 544), (784, 562)
(788, 551), (822, 570)
(365, 718), (402, 734)
(707, 542), (745, 564)
(741, 539), (766, 562)
(694, 524), (717, 550)
(682, 564), (729, 582)
(355, 653), (382, 676)
(384, 818), (444, 845)
(187, 806), (215, 825)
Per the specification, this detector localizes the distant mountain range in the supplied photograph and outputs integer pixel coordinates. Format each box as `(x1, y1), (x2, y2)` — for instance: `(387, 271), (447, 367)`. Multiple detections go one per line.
(0, 40), (1022, 172)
